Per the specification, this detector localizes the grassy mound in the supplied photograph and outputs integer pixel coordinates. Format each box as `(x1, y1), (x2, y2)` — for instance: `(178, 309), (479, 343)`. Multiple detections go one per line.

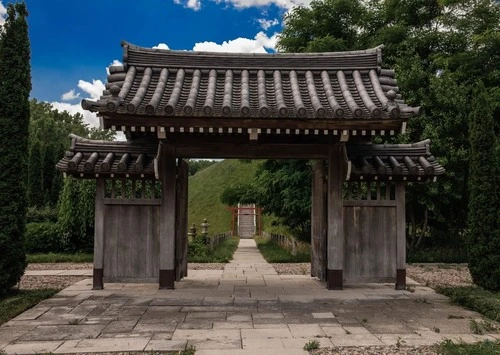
(188, 159), (261, 234)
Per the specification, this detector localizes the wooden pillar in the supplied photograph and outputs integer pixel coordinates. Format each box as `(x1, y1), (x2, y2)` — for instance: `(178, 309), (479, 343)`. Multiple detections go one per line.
(327, 145), (344, 290)
(159, 143), (177, 289)
(311, 160), (327, 281)
(395, 182), (406, 290)
(93, 178), (105, 290)
(175, 159), (189, 281)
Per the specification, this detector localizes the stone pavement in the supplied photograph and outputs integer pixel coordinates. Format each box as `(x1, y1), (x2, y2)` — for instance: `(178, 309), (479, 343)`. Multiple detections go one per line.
(2, 239), (498, 354)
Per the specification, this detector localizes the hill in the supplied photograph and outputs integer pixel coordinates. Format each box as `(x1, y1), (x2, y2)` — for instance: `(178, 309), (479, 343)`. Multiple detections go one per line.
(188, 159), (261, 235)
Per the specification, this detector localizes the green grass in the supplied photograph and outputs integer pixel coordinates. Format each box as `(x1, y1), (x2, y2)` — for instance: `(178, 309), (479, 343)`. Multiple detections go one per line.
(254, 236), (310, 263)
(435, 339), (500, 354)
(189, 237), (240, 263)
(436, 286), (500, 322)
(188, 159), (262, 235)
(0, 289), (59, 325)
(27, 252), (93, 263)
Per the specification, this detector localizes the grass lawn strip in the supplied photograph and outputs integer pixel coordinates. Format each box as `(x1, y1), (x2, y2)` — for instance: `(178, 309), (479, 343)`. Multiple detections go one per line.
(27, 252), (93, 263)
(0, 288), (59, 325)
(255, 236), (310, 263)
(188, 236), (239, 263)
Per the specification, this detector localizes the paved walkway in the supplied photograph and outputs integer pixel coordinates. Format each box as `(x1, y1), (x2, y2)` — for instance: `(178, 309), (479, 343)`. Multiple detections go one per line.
(2, 239), (498, 354)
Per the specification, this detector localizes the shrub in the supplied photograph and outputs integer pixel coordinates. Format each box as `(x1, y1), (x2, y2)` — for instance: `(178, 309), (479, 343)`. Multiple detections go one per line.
(26, 206), (58, 223)
(25, 222), (64, 254)
(466, 83), (500, 291)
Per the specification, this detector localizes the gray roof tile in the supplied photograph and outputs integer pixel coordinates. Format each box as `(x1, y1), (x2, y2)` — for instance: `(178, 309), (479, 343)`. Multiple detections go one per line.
(82, 42), (420, 121)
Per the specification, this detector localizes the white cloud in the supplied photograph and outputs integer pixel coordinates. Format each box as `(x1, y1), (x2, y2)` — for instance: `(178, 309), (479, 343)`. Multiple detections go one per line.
(174, 0), (201, 11)
(153, 43), (170, 50)
(50, 79), (104, 128)
(106, 59), (123, 74)
(193, 31), (278, 53)
(176, 0), (312, 10)
(50, 101), (101, 128)
(257, 18), (279, 30)
(77, 79), (105, 101)
(61, 89), (80, 101)
(0, 1), (7, 26)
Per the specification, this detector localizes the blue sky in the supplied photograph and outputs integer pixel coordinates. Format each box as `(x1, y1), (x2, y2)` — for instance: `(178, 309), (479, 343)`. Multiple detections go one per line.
(0, 0), (305, 126)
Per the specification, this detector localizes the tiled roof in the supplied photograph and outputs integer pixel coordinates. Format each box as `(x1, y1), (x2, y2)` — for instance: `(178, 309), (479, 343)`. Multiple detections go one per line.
(82, 42), (420, 121)
(347, 139), (445, 181)
(57, 135), (444, 182)
(56, 134), (157, 179)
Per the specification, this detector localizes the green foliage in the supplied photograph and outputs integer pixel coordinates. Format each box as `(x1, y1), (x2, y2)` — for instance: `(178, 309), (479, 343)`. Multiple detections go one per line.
(189, 159), (261, 234)
(187, 159), (218, 176)
(25, 222), (64, 253)
(27, 252), (92, 263)
(27, 141), (43, 207)
(26, 206), (58, 223)
(436, 286), (500, 322)
(254, 236), (310, 263)
(220, 183), (255, 206)
(0, 289), (59, 326)
(0, 2), (31, 296)
(303, 339), (320, 351)
(407, 247), (467, 263)
(274, 0), (500, 253)
(58, 178), (96, 252)
(252, 160), (312, 241)
(435, 339), (500, 355)
(188, 237), (239, 263)
(466, 83), (500, 291)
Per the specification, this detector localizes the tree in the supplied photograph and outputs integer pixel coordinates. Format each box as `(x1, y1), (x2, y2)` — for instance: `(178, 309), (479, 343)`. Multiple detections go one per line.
(27, 141), (43, 207)
(273, 0), (500, 253)
(0, 2), (31, 295)
(466, 83), (500, 291)
(252, 160), (312, 241)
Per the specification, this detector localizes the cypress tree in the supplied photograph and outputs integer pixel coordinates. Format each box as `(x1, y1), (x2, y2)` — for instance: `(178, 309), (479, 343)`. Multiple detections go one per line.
(0, 2), (31, 295)
(27, 141), (44, 207)
(42, 143), (56, 205)
(466, 82), (500, 291)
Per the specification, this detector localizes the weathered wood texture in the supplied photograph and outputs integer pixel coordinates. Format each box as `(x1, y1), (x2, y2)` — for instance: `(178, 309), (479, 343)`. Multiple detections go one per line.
(311, 160), (327, 281)
(342, 205), (397, 283)
(327, 145), (344, 289)
(93, 179), (105, 289)
(102, 202), (160, 282)
(395, 182), (406, 290)
(159, 143), (177, 289)
(175, 159), (189, 281)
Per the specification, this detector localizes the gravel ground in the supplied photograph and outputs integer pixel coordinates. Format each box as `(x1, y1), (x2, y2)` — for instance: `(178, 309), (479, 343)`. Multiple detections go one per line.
(271, 262), (473, 289)
(18, 275), (87, 290)
(407, 263), (473, 288)
(310, 345), (437, 354)
(27, 263), (93, 270)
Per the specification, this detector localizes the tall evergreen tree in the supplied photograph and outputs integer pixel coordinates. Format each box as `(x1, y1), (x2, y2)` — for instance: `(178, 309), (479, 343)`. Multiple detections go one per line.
(42, 143), (57, 205)
(27, 141), (43, 207)
(466, 83), (500, 291)
(0, 2), (31, 295)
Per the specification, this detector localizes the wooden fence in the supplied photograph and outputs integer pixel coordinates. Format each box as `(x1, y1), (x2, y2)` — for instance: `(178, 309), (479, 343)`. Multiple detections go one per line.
(262, 232), (309, 256)
(206, 232), (232, 250)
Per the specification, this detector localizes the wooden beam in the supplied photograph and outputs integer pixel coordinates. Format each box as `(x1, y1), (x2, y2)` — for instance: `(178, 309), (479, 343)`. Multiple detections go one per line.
(175, 143), (331, 159)
(327, 145), (344, 290)
(159, 143), (176, 289)
(395, 182), (406, 290)
(175, 159), (189, 281)
(103, 115), (405, 131)
(311, 160), (327, 281)
(93, 178), (105, 290)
